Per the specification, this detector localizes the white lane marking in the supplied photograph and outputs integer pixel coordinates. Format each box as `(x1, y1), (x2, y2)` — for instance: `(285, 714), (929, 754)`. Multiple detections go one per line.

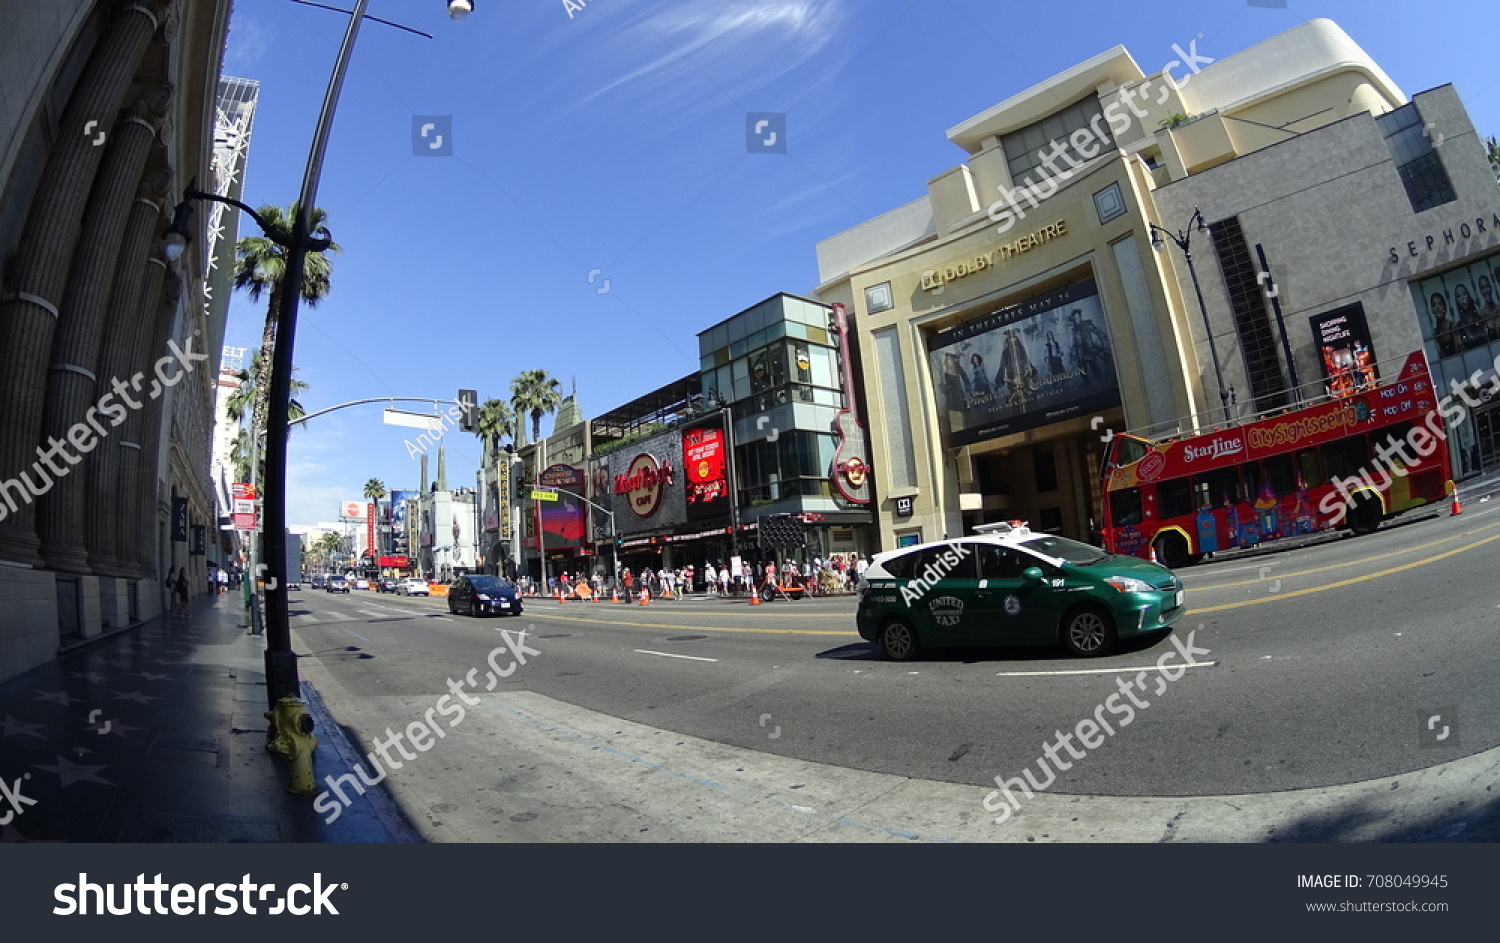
(996, 660), (1218, 677)
(430, 616), (453, 622)
(634, 649), (718, 663)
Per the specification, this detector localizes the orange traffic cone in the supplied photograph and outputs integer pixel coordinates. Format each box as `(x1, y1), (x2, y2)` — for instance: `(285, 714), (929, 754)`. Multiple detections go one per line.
(639, 587), (650, 606)
(1451, 486), (1462, 515)
(611, 587), (620, 603)
(1148, 543), (1160, 564)
(749, 587), (762, 606)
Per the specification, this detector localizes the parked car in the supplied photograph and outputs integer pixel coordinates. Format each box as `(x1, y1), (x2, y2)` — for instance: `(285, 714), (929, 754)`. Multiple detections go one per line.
(399, 578), (430, 596)
(326, 577), (350, 594)
(856, 521), (1184, 660)
(447, 574), (523, 617)
(375, 577), (399, 593)
(354, 578), (370, 591)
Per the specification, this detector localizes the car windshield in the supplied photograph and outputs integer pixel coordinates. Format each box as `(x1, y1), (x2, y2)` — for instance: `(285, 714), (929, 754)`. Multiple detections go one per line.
(1019, 535), (1111, 565)
(468, 577), (512, 591)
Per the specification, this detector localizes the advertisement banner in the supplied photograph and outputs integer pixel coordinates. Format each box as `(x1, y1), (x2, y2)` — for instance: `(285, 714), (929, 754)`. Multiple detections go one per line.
(341, 500), (367, 521)
(367, 503), (376, 559)
(682, 421), (728, 522)
(172, 497), (188, 542)
(190, 525), (205, 556)
(925, 279), (1120, 446)
(538, 464), (584, 548)
(389, 490), (416, 551)
(1310, 303), (1377, 396)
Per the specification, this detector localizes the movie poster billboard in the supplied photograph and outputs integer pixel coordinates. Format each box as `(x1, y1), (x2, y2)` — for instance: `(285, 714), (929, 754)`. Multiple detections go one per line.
(389, 490), (417, 552)
(538, 464), (584, 548)
(682, 420), (728, 522)
(925, 279), (1120, 446)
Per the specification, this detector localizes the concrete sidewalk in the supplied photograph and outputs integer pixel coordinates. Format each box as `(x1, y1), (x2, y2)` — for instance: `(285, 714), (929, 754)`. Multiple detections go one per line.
(0, 592), (415, 843)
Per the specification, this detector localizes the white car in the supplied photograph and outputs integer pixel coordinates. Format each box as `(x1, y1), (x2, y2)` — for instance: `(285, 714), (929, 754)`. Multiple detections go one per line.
(400, 578), (430, 596)
(354, 578), (370, 590)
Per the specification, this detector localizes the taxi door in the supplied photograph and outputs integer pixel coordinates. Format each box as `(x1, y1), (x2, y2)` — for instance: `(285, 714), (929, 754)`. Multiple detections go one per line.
(971, 544), (1057, 642)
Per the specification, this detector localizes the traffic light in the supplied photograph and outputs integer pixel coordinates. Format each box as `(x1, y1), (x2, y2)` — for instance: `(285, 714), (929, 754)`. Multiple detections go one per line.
(457, 389), (477, 433)
(514, 474), (528, 503)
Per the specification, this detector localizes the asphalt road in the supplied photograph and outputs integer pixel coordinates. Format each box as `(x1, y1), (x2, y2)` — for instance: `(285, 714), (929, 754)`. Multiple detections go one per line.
(293, 503), (1498, 802)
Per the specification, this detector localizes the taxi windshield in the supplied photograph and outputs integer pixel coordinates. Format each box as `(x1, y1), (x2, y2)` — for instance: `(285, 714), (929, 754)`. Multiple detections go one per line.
(1019, 535), (1110, 565)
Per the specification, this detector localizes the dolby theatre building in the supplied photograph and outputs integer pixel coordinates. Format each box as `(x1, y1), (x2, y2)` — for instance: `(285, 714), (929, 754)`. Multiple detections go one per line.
(814, 19), (1500, 548)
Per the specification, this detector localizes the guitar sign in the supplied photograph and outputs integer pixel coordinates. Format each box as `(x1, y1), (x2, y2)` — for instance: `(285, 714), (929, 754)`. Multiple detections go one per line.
(830, 302), (872, 504)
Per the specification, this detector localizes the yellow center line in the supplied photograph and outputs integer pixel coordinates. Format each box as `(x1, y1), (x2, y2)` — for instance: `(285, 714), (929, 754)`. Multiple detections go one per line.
(524, 611), (859, 637)
(1189, 520), (1500, 591)
(1192, 530), (1500, 613)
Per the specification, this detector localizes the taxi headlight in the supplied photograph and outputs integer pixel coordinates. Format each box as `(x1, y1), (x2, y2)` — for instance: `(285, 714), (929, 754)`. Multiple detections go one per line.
(476, 593), (492, 601)
(1104, 576), (1153, 594)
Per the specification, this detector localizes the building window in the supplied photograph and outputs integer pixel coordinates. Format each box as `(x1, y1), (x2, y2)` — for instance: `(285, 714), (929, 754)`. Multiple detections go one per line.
(1377, 103), (1457, 214)
(865, 282), (893, 314)
(1094, 182), (1126, 224)
(1209, 215), (1289, 410)
(1001, 96), (1116, 189)
(873, 328), (918, 489)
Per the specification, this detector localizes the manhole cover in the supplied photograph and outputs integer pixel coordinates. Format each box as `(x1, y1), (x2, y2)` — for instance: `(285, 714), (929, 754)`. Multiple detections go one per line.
(668, 635), (707, 641)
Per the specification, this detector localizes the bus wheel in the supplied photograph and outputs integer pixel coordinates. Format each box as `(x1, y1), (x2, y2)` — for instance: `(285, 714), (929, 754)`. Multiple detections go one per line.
(1348, 494), (1382, 536)
(1153, 532), (1189, 569)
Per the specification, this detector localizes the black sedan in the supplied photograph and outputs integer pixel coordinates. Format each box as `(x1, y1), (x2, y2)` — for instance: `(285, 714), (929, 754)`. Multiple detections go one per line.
(447, 575), (524, 618)
(375, 577), (399, 594)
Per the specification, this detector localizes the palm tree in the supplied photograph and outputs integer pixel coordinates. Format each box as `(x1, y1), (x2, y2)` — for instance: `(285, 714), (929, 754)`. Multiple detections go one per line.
(224, 349), (309, 486)
(363, 477), (387, 521)
(509, 370), (564, 445)
(476, 399), (515, 455)
(233, 201), (339, 470)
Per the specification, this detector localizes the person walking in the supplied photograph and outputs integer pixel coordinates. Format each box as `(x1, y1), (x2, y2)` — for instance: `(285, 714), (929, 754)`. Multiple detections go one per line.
(705, 562), (718, 596)
(172, 567), (190, 620)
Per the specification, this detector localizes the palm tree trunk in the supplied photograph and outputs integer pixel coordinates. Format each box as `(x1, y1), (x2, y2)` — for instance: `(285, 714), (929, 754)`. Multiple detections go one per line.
(249, 288), (282, 486)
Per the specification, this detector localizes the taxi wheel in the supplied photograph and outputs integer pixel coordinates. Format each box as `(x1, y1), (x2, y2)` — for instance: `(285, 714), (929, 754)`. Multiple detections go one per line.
(469, 600), (483, 618)
(1061, 605), (1116, 657)
(1153, 532), (1189, 569)
(447, 597), (457, 615)
(879, 617), (920, 661)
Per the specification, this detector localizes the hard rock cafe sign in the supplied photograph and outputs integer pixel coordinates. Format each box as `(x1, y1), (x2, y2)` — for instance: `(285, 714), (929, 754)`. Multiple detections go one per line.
(615, 453), (675, 518)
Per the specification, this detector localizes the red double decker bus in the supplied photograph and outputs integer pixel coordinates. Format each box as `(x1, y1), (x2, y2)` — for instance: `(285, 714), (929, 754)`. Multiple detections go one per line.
(1099, 351), (1455, 568)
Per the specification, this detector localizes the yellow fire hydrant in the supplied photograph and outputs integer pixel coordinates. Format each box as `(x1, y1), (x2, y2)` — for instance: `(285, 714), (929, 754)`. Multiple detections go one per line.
(264, 697), (318, 795)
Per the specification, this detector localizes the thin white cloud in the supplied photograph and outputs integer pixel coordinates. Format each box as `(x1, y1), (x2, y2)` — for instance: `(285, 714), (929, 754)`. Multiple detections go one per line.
(224, 15), (272, 73)
(577, 0), (844, 109)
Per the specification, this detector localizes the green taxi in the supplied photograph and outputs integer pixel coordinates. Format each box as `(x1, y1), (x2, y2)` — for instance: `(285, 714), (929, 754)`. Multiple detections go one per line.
(856, 522), (1185, 660)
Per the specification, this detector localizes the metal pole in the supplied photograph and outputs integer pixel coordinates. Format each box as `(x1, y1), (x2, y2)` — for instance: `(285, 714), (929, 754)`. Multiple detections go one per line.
(1184, 249), (1231, 425)
(261, 0), (371, 708)
(722, 403), (740, 564)
(1255, 242), (1300, 401)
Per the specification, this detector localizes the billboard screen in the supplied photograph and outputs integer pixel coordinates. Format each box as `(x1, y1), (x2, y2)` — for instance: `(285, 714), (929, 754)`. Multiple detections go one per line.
(538, 464), (584, 548)
(925, 279), (1120, 446)
(682, 421), (728, 522)
(341, 501), (367, 521)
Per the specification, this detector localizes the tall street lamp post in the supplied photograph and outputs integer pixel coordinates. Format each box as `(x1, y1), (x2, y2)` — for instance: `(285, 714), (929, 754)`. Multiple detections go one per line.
(1149, 208), (1233, 426)
(705, 390), (741, 573)
(164, 0), (476, 714)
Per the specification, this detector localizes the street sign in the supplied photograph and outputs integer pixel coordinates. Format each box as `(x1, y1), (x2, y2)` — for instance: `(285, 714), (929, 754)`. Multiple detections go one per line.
(530, 490), (559, 502)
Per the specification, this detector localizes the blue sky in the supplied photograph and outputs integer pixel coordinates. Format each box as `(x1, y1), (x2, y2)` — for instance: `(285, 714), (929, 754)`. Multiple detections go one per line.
(218, 0), (1500, 526)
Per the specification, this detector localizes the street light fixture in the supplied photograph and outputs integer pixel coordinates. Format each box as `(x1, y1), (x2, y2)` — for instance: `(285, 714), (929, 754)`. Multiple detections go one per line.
(162, 0), (470, 723)
(1148, 208), (1233, 426)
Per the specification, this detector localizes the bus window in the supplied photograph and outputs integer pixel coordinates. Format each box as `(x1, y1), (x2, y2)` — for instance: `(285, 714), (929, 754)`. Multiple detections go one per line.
(1264, 453), (1297, 496)
(1193, 467), (1241, 507)
(1375, 422), (1416, 467)
(1111, 488), (1143, 527)
(1296, 448), (1323, 488)
(1114, 437), (1148, 467)
(1158, 478), (1193, 519)
(1241, 461), (1266, 501)
(1321, 435), (1370, 481)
